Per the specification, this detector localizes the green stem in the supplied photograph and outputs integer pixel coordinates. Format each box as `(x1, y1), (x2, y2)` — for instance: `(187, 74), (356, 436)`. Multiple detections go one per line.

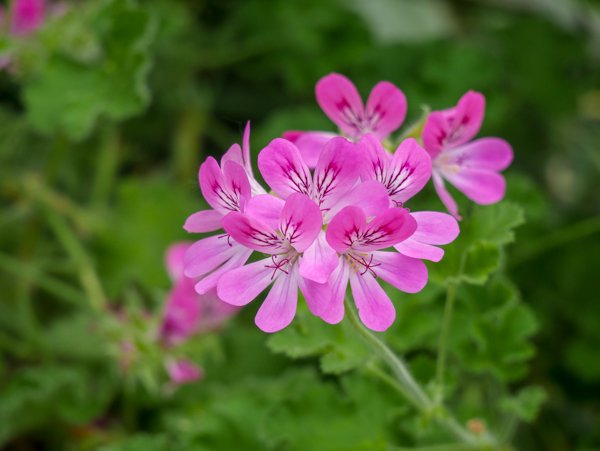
(92, 126), (121, 208)
(344, 298), (479, 446)
(44, 206), (107, 311)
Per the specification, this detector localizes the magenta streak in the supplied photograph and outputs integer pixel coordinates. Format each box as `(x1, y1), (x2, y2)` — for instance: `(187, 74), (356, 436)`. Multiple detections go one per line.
(212, 182), (241, 212)
(265, 255), (290, 280)
(385, 164), (414, 198)
(279, 161), (310, 194)
(217, 233), (233, 247)
(314, 164), (340, 206)
(348, 253), (380, 278)
(280, 216), (301, 244)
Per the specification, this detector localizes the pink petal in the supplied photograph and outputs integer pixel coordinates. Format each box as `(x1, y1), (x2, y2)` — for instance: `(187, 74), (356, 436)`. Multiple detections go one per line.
(258, 138), (312, 199)
(298, 274), (333, 319)
(350, 272), (395, 332)
(222, 212), (283, 254)
(199, 158), (250, 214)
(313, 137), (362, 211)
(325, 180), (390, 222)
(316, 73), (364, 138)
(245, 194), (285, 230)
(194, 245), (252, 294)
(221, 143), (244, 168)
(299, 232), (338, 283)
(365, 81), (407, 140)
(160, 277), (201, 345)
(280, 193), (322, 253)
(393, 211), (458, 262)
(354, 207), (417, 253)
(183, 209), (223, 233)
(255, 272), (298, 333)
(316, 259), (349, 324)
(326, 206), (367, 253)
(242, 121), (252, 175)
(165, 242), (192, 281)
(443, 137), (513, 171)
(387, 138), (432, 203)
(433, 171), (461, 220)
(443, 167), (506, 205)
(167, 359), (203, 385)
(10, 0), (45, 36)
(373, 251), (428, 293)
(423, 91), (485, 155)
(184, 235), (238, 278)
(217, 258), (274, 306)
(197, 288), (239, 331)
(282, 131), (338, 168)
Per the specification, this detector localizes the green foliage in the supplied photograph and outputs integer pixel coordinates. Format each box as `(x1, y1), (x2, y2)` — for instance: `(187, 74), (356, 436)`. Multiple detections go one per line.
(23, 0), (156, 140)
(501, 386), (548, 423)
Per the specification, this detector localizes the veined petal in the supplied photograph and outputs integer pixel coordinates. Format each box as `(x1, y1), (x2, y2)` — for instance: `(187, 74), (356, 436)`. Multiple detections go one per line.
(299, 232), (338, 283)
(433, 171), (461, 220)
(258, 138), (312, 198)
(199, 158), (250, 214)
(365, 81), (407, 140)
(217, 258), (274, 306)
(222, 212), (284, 254)
(184, 235), (238, 278)
(298, 274), (333, 318)
(326, 206), (367, 253)
(325, 180), (390, 222)
(443, 137), (513, 171)
(328, 207), (416, 253)
(350, 271), (395, 332)
(393, 211), (458, 262)
(313, 137), (361, 211)
(183, 209), (223, 233)
(443, 167), (506, 205)
(245, 194), (285, 230)
(282, 131), (338, 168)
(373, 251), (428, 293)
(255, 271), (298, 333)
(194, 245), (252, 294)
(280, 193), (322, 253)
(316, 73), (365, 138)
(387, 138), (432, 203)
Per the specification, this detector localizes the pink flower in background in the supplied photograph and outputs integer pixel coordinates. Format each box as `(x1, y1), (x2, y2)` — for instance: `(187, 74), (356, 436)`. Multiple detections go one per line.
(284, 73), (407, 167)
(217, 193), (325, 333)
(359, 134), (460, 262)
(166, 359), (203, 385)
(9, 0), (46, 36)
(422, 91), (513, 219)
(160, 243), (238, 346)
(322, 206), (426, 331)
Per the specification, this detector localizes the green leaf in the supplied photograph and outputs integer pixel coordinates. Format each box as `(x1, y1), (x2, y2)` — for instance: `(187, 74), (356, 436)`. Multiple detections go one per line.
(268, 307), (370, 375)
(23, 0), (156, 140)
(453, 280), (539, 381)
(500, 385), (547, 422)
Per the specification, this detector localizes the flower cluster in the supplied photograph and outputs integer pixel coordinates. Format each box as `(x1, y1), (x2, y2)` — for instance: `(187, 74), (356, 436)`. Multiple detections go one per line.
(183, 73), (513, 333)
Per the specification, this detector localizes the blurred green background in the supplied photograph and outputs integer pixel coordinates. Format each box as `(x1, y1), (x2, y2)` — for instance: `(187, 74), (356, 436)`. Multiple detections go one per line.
(1, 0), (599, 449)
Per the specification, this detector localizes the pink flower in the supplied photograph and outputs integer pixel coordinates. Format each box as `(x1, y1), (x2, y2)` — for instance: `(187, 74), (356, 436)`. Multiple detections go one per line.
(166, 359), (203, 385)
(160, 243), (238, 346)
(422, 91), (513, 219)
(9, 0), (46, 36)
(183, 153), (254, 294)
(321, 206), (427, 332)
(258, 136), (390, 283)
(217, 193), (325, 333)
(284, 73), (407, 167)
(359, 134), (460, 262)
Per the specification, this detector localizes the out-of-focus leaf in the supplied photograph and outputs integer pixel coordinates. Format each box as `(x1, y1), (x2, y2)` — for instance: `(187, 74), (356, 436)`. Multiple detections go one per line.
(23, 0), (156, 140)
(268, 307), (370, 374)
(343, 0), (456, 43)
(500, 385), (547, 422)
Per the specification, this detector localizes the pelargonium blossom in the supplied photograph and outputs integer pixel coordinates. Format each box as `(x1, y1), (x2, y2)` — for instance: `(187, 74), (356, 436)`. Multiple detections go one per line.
(284, 73), (407, 167)
(217, 193), (325, 333)
(422, 91), (513, 219)
(359, 134), (459, 262)
(6, 0), (46, 36)
(320, 206), (427, 331)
